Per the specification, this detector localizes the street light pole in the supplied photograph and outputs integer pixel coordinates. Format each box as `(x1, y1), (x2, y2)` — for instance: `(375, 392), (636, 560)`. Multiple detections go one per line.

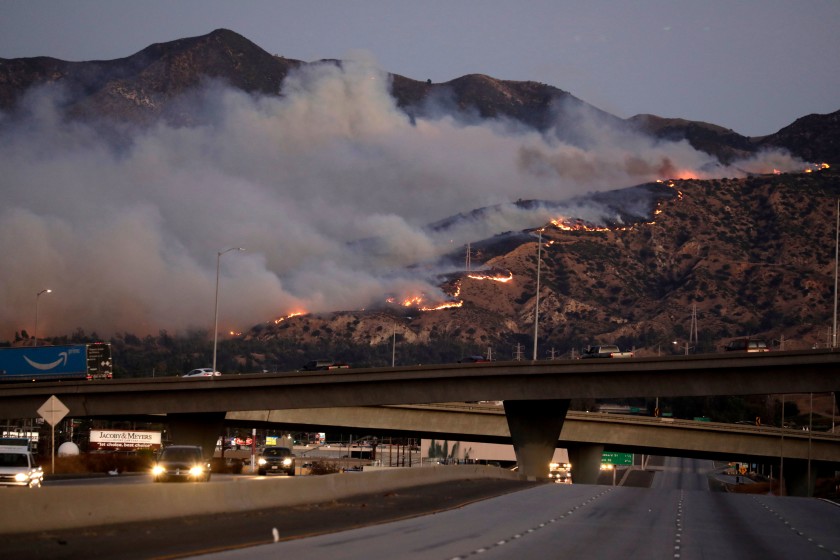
(392, 316), (412, 367)
(392, 321), (397, 367)
(212, 248), (245, 376)
(533, 229), (543, 361)
(34, 289), (52, 347)
(833, 199), (838, 347)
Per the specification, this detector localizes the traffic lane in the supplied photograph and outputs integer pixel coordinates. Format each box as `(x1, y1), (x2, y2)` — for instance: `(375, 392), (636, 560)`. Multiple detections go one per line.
(195, 484), (618, 560)
(43, 472), (291, 486)
(0, 478), (537, 560)
(466, 485), (680, 560)
(651, 456), (715, 491)
(473, 487), (840, 560)
(681, 491), (840, 559)
(751, 494), (840, 553)
(194, 486), (840, 560)
(457, 485), (681, 560)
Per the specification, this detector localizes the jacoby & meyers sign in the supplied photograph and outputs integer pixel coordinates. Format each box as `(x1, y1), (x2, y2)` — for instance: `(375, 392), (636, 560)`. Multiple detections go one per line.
(89, 430), (162, 451)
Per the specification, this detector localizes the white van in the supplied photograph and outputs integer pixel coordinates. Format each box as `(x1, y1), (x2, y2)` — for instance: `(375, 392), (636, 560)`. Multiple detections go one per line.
(0, 444), (43, 488)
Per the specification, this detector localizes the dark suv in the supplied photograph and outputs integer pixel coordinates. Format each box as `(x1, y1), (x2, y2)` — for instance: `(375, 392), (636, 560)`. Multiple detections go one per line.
(724, 339), (769, 352)
(152, 445), (211, 482)
(302, 360), (350, 371)
(257, 446), (296, 476)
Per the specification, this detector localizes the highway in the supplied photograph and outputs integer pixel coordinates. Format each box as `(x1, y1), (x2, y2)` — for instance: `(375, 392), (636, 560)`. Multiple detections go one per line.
(4, 459), (839, 559)
(195, 459), (840, 560)
(43, 472), (282, 486)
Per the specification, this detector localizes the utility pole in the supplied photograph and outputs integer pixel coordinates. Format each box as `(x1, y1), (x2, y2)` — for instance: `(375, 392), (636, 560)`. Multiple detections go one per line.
(689, 303), (698, 348)
(465, 243), (471, 273)
(533, 229), (543, 361)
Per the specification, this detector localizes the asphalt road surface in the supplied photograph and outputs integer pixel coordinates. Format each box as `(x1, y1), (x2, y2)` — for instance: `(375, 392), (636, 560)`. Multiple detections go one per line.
(0, 477), (538, 560)
(5, 459), (839, 559)
(196, 458), (840, 560)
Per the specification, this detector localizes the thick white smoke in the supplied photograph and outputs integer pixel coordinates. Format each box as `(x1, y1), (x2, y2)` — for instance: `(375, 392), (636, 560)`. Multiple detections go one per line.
(0, 54), (806, 338)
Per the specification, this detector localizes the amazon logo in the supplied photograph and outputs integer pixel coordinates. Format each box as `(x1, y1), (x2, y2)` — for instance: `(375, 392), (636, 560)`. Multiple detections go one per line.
(23, 352), (69, 371)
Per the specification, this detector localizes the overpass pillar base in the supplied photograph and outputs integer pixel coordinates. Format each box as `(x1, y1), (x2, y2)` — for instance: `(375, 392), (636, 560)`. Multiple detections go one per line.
(567, 443), (605, 485)
(783, 460), (832, 497)
(503, 399), (569, 480)
(166, 412), (226, 460)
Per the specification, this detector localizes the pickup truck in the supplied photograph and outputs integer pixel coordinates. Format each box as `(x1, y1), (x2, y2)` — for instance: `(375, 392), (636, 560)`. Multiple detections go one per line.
(580, 345), (634, 359)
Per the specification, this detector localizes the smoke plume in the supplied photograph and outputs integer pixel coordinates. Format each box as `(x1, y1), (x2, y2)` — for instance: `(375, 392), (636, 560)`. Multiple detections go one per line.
(0, 54), (806, 338)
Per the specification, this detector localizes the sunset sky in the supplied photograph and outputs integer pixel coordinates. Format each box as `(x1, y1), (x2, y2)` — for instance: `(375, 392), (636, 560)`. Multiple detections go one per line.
(2, 0), (838, 137)
(1, 1), (837, 338)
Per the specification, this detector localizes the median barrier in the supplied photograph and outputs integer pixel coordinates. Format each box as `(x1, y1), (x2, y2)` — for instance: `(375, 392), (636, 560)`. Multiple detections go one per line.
(0, 464), (521, 534)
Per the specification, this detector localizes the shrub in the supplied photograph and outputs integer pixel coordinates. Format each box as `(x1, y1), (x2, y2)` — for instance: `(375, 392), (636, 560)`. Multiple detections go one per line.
(309, 460), (341, 475)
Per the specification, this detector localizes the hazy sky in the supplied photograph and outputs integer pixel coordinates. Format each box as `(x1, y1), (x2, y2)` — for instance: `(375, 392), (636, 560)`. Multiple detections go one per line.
(0, 1), (834, 340)
(1, 0), (838, 137)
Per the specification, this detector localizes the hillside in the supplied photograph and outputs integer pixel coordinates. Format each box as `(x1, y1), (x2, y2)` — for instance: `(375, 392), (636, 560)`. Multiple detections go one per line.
(238, 167), (840, 367)
(2, 28), (839, 375)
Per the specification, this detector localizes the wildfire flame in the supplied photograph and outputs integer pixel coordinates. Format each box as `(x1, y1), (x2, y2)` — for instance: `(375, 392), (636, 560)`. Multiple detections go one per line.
(420, 301), (463, 311)
(467, 271), (514, 283)
(274, 311), (305, 324)
(804, 162), (830, 173)
(386, 292), (464, 311)
(551, 217), (610, 232)
(401, 296), (424, 307)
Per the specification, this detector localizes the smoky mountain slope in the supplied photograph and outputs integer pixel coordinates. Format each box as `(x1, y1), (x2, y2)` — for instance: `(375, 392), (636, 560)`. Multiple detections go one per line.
(241, 168), (840, 365)
(2, 29), (837, 163)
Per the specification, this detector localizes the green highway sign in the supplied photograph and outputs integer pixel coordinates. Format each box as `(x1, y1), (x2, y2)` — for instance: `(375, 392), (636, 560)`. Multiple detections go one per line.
(602, 451), (633, 466)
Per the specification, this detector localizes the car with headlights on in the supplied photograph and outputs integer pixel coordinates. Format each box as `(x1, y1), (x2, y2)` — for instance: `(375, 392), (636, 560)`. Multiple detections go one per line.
(0, 444), (43, 488)
(257, 446), (296, 476)
(152, 445), (211, 482)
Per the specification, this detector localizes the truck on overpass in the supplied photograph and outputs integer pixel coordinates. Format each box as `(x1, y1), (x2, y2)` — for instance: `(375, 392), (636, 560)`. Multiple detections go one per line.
(0, 343), (113, 382)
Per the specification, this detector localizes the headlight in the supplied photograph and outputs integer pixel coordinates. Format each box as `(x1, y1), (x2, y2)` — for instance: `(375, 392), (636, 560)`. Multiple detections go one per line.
(152, 465), (165, 476)
(282, 458), (292, 467)
(14, 472), (28, 482)
(258, 458), (267, 466)
(189, 466), (204, 476)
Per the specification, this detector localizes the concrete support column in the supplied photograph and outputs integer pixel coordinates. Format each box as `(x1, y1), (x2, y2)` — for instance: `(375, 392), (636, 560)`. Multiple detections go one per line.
(166, 412), (226, 460)
(567, 443), (605, 485)
(503, 399), (569, 480)
(783, 459), (833, 497)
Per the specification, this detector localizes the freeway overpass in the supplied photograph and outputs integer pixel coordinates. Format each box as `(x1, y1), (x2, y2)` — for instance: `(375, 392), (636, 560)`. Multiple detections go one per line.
(0, 350), (838, 486)
(229, 403), (840, 465)
(227, 404), (840, 496)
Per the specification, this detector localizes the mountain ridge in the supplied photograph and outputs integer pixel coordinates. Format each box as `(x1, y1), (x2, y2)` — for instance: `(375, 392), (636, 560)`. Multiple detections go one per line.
(3, 28), (840, 371)
(2, 29), (837, 163)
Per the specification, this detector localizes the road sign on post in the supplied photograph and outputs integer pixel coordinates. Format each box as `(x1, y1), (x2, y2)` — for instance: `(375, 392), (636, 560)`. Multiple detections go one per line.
(601, 451), (633, 466)
(38, 395), (69, 426)
(37, 395), (69, 475)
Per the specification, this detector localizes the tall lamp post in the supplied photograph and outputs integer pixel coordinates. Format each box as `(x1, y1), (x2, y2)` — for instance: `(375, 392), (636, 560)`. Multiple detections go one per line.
(533, 229), (543, 361)
(392, 316), (412, 367)
(833, 199), (838, 347)
(34, 289), (52, 347)
(212, 248), (245, 377)
(392, 321), (398, 367)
